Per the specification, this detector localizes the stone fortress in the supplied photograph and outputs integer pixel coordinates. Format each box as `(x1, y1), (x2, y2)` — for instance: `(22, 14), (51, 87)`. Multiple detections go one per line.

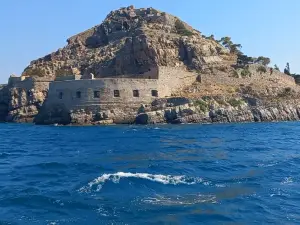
(1, 5), (300, 125)
(45, 66), (196, 112)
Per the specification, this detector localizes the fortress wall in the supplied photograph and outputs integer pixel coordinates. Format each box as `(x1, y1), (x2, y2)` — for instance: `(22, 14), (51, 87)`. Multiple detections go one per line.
(158, 66), (197, 96)
(8, 77), (35, 90)
(47, 78), (160, 110)
(8, 77), (50, 97)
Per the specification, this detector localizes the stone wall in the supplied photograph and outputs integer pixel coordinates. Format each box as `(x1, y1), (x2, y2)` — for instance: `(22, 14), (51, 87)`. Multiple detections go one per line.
(202, 65), (296, 87)
(158, 66), (197, 96)
(46, 78), (160, 110)
(55, 74), (82, 81)
(45, 66), (197, 110)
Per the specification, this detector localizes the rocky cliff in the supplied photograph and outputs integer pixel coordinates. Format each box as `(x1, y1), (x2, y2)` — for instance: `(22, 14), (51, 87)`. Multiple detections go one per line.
(1, 5), (300, 125)
(22, 6), (234, 79)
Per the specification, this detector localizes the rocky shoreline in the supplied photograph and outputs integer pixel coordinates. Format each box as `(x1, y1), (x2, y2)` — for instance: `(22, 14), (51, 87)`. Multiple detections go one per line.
(30, 97), (300, 125)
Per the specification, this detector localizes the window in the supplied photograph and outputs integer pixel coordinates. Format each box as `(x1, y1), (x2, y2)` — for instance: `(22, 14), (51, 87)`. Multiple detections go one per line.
(151, 90), (158, 97)
(58, 92), (63, 99)
(76, 91), (81, 98)
(133, 90), (139, 97)
(94, 91), (100, 98)
(114, 90), (120, 97)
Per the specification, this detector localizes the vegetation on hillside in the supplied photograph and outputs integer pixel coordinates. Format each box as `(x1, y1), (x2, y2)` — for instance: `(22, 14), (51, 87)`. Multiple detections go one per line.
(284, 62), (300, 77)
(228, 98), (245, 107)
(241, 68), (252, 77)
(284, 63), (291, 75)
(194, 99), (209, 112)
(175, 19), (193, 36)
(257, 65), (267, 73)
(218, 36), (242, 55)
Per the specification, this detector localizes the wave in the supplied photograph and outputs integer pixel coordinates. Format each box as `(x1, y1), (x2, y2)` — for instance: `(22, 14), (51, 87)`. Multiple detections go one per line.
(79, 172), (202, 192)
(281, 177), (293, 185)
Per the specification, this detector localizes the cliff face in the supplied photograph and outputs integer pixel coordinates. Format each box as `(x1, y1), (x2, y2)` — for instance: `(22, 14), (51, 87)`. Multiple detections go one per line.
(6, 82), (49, 123)
(135, 97), (300, 125)
(0, 85), (9, 121)
(2, 6), (300, 125)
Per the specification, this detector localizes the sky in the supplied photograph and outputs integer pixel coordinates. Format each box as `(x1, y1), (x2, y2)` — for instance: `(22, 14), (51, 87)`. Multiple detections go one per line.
(0, 0), (299, 83)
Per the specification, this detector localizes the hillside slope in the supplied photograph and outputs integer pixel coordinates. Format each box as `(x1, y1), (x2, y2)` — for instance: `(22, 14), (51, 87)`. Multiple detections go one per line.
(22, 6), (234, 80)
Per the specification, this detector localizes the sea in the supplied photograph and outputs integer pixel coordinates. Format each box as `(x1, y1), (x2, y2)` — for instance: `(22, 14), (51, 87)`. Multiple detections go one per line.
(0, 122), (300, 224)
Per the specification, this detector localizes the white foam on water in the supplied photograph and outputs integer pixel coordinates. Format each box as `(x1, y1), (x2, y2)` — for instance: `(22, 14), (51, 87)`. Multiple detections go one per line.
(142, 194), (217, 206)
(281, 177), (293, 185)
(79, 172), (202, 193)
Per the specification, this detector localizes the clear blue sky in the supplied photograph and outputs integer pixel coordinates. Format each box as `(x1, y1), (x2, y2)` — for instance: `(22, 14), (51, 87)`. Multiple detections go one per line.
(1, 0), (299, 83)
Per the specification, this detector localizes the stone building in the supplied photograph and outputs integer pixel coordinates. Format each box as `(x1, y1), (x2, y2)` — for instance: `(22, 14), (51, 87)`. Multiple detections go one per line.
(45, 66), (197, 112)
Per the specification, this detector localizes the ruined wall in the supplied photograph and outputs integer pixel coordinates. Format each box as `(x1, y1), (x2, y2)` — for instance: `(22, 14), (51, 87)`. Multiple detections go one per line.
(158, 66), (197, 96)
(202, 65), (296, 87)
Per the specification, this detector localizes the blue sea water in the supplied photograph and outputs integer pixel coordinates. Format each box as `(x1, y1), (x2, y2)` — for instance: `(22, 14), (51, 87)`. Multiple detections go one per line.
(0, 122), (300, 225)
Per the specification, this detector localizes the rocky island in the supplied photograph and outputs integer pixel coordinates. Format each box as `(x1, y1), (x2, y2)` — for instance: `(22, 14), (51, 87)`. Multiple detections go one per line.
(1, 5), (300, 125)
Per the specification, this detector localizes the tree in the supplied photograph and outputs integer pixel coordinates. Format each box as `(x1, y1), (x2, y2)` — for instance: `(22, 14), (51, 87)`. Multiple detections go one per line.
(274, 64), (280, 71)
(230, 44), (243, 54)
(255, 56), (270, 66)
(284, 63), (291, 75)
(219, 36), (232, 48)
(219, 37), (242, 55)
(237, 54), (255, 66)
(208, 34), (215, 40)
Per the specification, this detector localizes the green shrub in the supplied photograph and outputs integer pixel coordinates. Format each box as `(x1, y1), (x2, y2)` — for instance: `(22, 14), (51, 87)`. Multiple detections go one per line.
(202, 96), (212, 101)
(241, 68), (251, 77)
(278, 87), (293, 97)
(194, 100), (208, 112)
(214, 96), (227, 105)
(175, 19), (193, 36)
(257, 65), (267, 73)
(228, 98), (244, 107)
